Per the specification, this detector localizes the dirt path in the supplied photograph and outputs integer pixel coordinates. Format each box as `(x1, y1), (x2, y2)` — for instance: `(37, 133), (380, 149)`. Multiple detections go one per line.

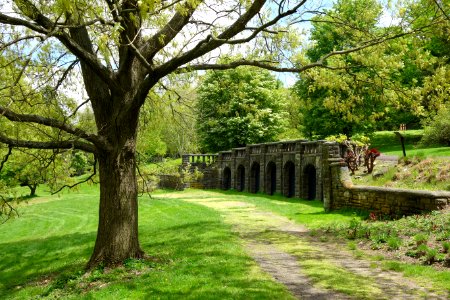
(183, 197), (447, 300)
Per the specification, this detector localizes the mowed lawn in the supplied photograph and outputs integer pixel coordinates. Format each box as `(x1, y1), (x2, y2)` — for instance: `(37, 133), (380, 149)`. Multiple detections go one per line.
(0, 186), (292, 299)
(370, 130), (450, 157)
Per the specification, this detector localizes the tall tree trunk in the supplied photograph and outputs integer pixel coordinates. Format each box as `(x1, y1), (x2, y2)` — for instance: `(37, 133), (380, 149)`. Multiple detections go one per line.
(87, 110), (144, 268)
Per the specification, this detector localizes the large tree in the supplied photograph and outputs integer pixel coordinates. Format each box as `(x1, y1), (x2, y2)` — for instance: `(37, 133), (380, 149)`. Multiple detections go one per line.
(0, 0), (440, 268)
(197, 66), (286, 152)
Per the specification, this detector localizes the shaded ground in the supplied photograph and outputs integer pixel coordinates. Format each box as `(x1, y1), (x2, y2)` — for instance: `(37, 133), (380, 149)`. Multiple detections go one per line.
(179, 196), (448, 299)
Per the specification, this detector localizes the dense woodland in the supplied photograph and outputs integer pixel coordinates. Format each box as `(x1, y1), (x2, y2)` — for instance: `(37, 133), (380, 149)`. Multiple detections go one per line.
(0, 0), (449, 267)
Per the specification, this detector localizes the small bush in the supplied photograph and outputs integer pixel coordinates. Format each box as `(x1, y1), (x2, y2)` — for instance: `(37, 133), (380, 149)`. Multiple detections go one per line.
(423, 248), (438, 265)
(387, 237), (402, 251)
(420, 103), (450, 147)
(413, 233), (428, 246)
(442, 241), (450, 253)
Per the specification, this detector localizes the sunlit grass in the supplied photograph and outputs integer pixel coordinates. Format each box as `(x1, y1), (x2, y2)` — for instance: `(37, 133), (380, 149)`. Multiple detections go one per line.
(259, 231), (383, 298)
(370, 130), (450, 157)
(381, 261), (450, 294)
(0, 185), (292, 299)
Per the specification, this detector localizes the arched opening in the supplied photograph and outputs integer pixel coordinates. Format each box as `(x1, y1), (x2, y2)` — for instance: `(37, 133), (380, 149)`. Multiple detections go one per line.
(265, 161), (277, 195)
(250, 162), (260, 193)
(222, 167), (231, 190)
(303, 164), (316, 200)
(283, 161), (295, 198)
(236, 165), (245, 192)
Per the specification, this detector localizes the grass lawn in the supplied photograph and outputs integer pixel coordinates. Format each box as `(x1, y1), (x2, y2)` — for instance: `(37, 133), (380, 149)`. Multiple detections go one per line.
(369, 130), (450, 157)
(0, 185), (292, 299)
(1, 186), (449, 298)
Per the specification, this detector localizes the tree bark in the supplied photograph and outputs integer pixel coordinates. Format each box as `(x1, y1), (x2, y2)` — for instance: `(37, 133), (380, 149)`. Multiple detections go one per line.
(87, 145), (144, 268)
(87, 103), (145, 268)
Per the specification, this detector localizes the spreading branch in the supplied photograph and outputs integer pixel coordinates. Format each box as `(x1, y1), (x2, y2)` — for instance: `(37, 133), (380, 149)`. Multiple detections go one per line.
(141, 1), (199, 63)
(177, 26), (427, 74)
(0, 146), (12, 172)
(0, 133), (96, 153)
(51, 156), (97, 194)
(1, 1), (120, 92)
(0, 106), (110, 151)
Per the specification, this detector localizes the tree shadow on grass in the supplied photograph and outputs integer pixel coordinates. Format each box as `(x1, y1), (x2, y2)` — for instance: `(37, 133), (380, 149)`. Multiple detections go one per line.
(0, 231), (96, 297)
(1, 219), (291, 299)
(120, 221), (290, 299)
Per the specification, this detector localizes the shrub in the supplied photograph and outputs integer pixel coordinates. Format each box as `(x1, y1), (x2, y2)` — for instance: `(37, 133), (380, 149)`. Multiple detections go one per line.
(423, 248), (438, 265)
(387, 237), (402, 251)
(420, 103), (450, 146)
(442, 241), (450, 253)
(413, 233), (428, 246)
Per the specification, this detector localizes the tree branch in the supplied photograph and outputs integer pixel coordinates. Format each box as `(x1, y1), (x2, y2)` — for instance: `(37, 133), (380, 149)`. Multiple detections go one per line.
(51, 156), (97, 194)
(177, 60), (347, 73)
(153, 0), (268, 77)
(0, 106), (110, 151)
(0, 146), (12, 172)
(0, 133), (96, 153)
(176, 27), (425, 74)
(224, 0), (307, 45)
(141, 1), (199, 62)
(5, 0), (120, 92)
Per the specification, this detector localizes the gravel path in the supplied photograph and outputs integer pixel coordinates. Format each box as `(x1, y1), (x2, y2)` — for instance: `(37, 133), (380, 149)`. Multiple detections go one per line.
(185, 197), (448, 300)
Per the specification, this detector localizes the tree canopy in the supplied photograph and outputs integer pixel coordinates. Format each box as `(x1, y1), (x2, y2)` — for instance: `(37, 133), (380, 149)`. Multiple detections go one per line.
(293, 0), (449, 138)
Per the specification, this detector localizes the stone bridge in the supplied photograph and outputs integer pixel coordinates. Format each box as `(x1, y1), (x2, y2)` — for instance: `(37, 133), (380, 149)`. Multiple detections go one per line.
(181, 140), (450, 215)
(182, 140), (343, 206)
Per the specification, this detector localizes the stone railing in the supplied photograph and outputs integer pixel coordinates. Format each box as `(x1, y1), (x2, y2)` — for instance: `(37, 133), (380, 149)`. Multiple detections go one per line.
(235, 148), (246, 157)
(267, 143), (278, 153)
(303, 142), (319, 154)
(182, 154), (218, 166)
(281, 141), (296, 152)
(250, 145), (261, 154)
(220, 151), (232, 161)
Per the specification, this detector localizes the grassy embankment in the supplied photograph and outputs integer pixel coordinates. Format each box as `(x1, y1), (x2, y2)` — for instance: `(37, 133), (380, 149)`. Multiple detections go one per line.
(354, 130), (450, 191)
(369, 130), (450, 157)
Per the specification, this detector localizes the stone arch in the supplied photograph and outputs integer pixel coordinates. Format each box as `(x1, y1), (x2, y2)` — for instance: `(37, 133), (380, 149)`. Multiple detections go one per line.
(265, 161), (277, 195)
(250, 162), (260, 193)
(236, 164), (245, 192)
(283, 161), (295, 198)
(303, 164), (316, 200)
(222, 167), (231, 190)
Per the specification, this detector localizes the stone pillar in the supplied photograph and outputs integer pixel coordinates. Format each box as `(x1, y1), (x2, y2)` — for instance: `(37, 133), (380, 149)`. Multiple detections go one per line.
(245, 146), (251, 193)
(276, 144), (283, 195)
(182, 154), (191, 167)
(295, 141), (301, 198)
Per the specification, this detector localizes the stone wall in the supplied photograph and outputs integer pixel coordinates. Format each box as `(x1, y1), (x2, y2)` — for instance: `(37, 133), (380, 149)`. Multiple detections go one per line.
(329, 161), (450, 215)
(181, 154), (219, 189)
(158, 174), (184, 190)
(180, 142), (450, 216)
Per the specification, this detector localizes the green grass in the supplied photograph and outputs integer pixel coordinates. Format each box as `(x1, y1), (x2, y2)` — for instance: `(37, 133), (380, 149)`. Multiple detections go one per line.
(260, 231), (383, 298)
(355, 156), (450, 191)
(369, 130), (450, 157)
(381, 261), (450, 293)
(208, 189), (368, 229)
(0, 185), (292, 299)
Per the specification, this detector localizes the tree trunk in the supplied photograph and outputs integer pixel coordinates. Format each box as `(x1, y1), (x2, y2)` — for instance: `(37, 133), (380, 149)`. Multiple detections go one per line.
(87, 134), (144, 268)
(29, 184), (37, 197)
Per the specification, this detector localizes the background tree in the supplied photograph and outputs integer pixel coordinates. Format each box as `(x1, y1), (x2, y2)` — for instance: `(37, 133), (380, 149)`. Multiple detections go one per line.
(0, 0), (441, 268)
(197, 66), (286, 152)
(292, 0), (448, 138)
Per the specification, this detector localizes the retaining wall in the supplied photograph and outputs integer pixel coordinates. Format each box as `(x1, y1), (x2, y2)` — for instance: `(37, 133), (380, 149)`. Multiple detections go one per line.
(329, 161), (450, 215)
